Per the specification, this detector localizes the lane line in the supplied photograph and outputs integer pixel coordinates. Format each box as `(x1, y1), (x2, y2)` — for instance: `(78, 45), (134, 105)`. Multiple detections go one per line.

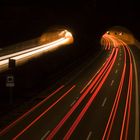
(115, 38), (133, 140)
(118, 40), (139, 140)
(41, 130), (50, 140)
(119, 42), (133, 140)
(76, 96), (79, 100)
(70, 100), (76, 107)
(66, 50), (104, 87)
(0, 85), (64, 135)
(90, 62), (113, 94)
(115, 69), (118, 74)
(80, 75), (96, 94)
(129, 48), (139, 140)
(86, 131), (92, 140)
(12, 85), (76, 140)
(80, 48), (115, 94)
(102, 37), (126, 140)
(125, 62), (133, 140)
(102, 97), (107, 107)
(80, 59), (107, 94)
(110, 80), (114, 86)
(90, 48), (117, 95)
(46, 49), (116, 140)
(120, 51), (132, 140)
(63, 48), (118, 139)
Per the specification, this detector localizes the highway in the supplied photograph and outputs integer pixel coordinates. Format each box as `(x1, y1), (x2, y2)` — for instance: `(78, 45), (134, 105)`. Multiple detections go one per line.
(0, 33), (139, 140)
(0, 30), (73, 72)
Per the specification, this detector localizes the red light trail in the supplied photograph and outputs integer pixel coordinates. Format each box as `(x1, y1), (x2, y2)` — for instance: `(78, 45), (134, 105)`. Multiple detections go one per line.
(0, 31), (138, 140)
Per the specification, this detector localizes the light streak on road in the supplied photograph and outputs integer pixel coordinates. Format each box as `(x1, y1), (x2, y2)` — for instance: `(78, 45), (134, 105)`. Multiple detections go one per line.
(119, 41), (133, 140)
(101, 33), (138, 140)
(90, 56), (115, 94)
(108, 36), (138, 140)
(0, 85), (64, 136)
(63, 48), (118, 140)
(12, 38), (69, 60)
(0, 30), (73, 71)
(46, 47), (117, 139)
(129, 48), (139, 140)
(0, 30), (139, 140)
(12, 85), (76, 140)
(101, 36), (112, 50)
(102, 41), (127, 140)
(80, 53), (112, 95)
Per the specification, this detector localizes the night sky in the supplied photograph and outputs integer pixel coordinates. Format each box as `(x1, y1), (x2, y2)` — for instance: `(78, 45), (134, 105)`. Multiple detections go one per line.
(0, 0), (140, 47)
(96, 1), (140, 31)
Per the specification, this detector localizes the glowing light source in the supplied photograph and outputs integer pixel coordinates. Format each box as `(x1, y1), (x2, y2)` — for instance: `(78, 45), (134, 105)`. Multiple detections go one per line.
(106, 31), (110, 34)
(119, 32), (123, 35)
(0, 29), (74, 71)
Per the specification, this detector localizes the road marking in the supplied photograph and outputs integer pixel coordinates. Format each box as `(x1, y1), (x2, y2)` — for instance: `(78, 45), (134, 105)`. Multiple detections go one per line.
(41, 130), (50, 140)
(12, 85), (76, 140)
(129, 48), (139, 140)
(115, 69), (118, 74)
(76, 96), (79, 100)
(102, 97), (107, 107)
(80, 78), (93, 94)
(80, 67), (100, 94)
(0, 85), (64, 136)
(70, 100), (76, 107)
(110, 80), (114, 86)
(86, 131), (92, 140)
(66, 50), (103, 86)
(118, 62), (120, 66)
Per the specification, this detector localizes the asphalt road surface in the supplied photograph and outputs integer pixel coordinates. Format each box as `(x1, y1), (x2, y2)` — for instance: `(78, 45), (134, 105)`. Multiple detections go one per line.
(0, 34), (139, 140)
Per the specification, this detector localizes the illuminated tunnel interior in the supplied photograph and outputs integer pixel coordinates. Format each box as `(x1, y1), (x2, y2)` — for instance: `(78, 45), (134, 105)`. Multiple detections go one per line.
(100, 26), (140, 49)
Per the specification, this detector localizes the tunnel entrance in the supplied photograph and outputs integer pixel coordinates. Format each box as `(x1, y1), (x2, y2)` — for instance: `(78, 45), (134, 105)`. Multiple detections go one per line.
(101, 26), (136, 46)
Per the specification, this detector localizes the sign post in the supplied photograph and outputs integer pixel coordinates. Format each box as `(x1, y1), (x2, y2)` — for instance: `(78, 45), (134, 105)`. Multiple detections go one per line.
(6, 58), (16, 104)
(6, 75), (15, 104)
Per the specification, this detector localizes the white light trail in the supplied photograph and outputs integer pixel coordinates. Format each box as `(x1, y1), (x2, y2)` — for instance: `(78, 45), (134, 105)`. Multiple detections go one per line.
(0, 30), (73, 71)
